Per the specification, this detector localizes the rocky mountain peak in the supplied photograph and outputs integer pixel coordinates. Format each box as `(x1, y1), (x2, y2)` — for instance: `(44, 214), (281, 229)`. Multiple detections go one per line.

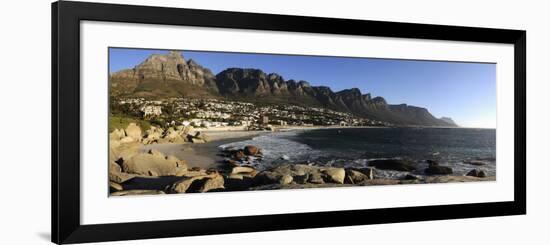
(187, 59), (199, 67)
(168, 50), (183, 57)
(298, 80), (311, 87)
(336, 88), (362, 98)
(372, 96), (387, 104)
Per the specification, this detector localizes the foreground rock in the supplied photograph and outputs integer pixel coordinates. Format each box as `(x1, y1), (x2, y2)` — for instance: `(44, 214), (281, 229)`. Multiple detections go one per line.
(322, 168), (346, 184)
(109, 161), (136, 183)
(167, 172), (225, 193)
(109, 181), (124, 192)
(368, 159), (416, 171)
(252, 164), (371, 186)
(345, 168), (374, 184)
(124, 123), (142, 142)
(187, 131), (209, 143)
(122, 149), (188, 176)
(244, 145), (261, 156)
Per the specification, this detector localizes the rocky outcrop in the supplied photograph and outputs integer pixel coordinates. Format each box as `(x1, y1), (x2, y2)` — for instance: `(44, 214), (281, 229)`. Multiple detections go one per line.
(345, 168), (374, 184)
(187, 131), (209, 144)
(122, 149), (188, 176)
(322, 168), (346, 184)
(107, 141), (495, 196)
(124, 123), (142, 141)
(167, 172), (225, 193)
(110, 51), (218, 97)
(243, 145), (260, 155)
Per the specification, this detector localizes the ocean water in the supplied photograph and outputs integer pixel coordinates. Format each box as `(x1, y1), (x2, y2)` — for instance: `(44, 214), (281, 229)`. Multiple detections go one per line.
(219, 127), (496, 178)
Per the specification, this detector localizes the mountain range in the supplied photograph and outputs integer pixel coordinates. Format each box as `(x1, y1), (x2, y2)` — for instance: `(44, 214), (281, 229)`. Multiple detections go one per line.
(109, 51), (457, 127)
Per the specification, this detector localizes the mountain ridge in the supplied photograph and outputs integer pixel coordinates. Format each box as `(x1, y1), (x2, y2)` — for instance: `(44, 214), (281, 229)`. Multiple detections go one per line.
(109, 50), (457, 127)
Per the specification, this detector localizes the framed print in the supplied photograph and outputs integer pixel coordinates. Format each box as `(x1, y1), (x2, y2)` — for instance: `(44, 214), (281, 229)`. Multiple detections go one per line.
(52, 1), (526, 244)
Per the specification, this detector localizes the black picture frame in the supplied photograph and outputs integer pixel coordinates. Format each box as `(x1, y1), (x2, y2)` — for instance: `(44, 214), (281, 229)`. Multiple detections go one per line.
(52, 1), (526, 244)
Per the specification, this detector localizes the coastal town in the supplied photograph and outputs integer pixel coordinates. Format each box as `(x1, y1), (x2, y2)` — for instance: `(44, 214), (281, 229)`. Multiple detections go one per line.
(111, 97), (393, 130)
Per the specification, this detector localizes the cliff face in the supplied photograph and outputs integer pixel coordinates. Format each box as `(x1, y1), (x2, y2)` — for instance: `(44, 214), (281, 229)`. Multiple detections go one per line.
(109, 51), (457, 127)
(110, 51), (218, 97)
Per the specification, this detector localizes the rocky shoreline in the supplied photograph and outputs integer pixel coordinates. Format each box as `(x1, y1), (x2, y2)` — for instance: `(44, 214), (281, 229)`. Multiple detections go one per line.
(109, 123), (494, 196)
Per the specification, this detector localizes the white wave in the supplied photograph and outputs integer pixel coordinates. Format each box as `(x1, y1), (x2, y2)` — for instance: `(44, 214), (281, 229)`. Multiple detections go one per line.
(218, 131), (324, 170)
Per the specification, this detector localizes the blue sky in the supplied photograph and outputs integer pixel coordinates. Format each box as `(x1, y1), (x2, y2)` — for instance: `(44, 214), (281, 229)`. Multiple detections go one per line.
(109, 48), (496, 128)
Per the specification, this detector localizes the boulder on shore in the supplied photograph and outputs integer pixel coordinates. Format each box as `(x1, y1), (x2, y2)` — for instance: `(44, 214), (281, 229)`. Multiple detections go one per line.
(168, 173), (224, 193)
(122, 150), (188, 176)
(198, 174), (225, 192)
(368, 159), (416, 171)
(322, 168), (346, 184)
(231, 166), (256, 175)
(109, 161), (135, 183)
(187, 131), (209, 143)
(308, 172), (325, 184)
(109, 181), (124, 192)
(125, 123), (142, 141)
(253, 168), (297, 185)
(109, 128), (126, 141)
(244, 145), (260, 156)
(345, 168), (374, 184)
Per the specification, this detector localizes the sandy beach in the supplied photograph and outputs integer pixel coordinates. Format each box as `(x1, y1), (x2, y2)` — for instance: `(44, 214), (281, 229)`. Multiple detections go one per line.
(140, 130), (267, 169)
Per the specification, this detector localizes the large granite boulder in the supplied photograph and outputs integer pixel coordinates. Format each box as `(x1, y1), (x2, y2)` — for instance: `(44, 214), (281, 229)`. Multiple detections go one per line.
(307, 172), (325, 184)
(168, 173), (223, 193)
(244, 145), (260, 156)
(109, 181), (124, 192)
(187, 131), (209, 143)
(109, 128), (126, 141)
(231, 166), (256, 175)
(122, 150), (188, 176)
(124, 123), (142, 141)
(198, 174), (225, 192)
(108, 161), (135, 183)
(142, 126), (164, 144)
(322, 168), (346, 184)
(345, 168), (374, 184)
(253, 168), (294, 185)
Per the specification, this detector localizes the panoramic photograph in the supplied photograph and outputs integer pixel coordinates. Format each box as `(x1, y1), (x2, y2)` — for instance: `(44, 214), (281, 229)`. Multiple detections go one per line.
(108, 48), (496, 196)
